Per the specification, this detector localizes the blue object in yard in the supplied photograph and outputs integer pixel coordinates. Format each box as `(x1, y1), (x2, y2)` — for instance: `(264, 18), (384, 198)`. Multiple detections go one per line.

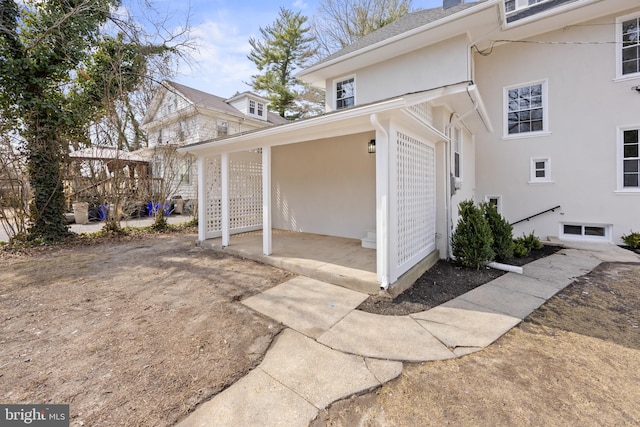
(146, 202), (171, 216)
(98, 203), (109, 221)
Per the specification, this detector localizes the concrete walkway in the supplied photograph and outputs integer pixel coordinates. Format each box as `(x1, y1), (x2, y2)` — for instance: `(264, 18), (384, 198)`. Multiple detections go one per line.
(177, 243), (640, 427)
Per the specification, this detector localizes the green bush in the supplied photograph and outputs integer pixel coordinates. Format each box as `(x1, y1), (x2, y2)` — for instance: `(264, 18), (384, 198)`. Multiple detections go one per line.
(482, 202), (514, 262)
(513, 240), (529, 258)
(621, 231), (640, 249)
(452, 200), (494, 269)
(521, 231), (543, 250)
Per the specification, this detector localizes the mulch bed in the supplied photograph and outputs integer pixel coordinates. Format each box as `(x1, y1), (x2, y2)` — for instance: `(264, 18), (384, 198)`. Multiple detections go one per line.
(358, 245), (562, 316)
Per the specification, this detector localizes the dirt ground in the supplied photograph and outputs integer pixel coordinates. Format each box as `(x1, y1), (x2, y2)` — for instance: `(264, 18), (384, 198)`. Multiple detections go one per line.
(2, 233), (639, 426)
(312, 261), (640, 426)
(0, 232), (292, 426)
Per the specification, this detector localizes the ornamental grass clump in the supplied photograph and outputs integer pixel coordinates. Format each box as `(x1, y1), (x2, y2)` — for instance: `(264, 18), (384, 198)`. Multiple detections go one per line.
(482, 202), (515, 262)
(452, 200), (494, 269)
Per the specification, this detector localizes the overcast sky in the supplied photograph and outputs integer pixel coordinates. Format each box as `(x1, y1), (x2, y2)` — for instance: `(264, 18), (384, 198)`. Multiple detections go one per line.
(148, 0), (453, 98)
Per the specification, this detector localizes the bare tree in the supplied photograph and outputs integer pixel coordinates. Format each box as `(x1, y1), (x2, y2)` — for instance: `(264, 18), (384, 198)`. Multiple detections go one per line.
(312, 0), (413, 56)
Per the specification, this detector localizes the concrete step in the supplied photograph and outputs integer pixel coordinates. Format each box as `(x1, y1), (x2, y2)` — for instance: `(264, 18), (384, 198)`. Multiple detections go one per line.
(361, 230), (376, 249)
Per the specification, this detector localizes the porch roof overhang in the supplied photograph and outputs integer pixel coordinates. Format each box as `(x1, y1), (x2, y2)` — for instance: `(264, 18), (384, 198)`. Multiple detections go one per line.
(179, 81), (493, 157)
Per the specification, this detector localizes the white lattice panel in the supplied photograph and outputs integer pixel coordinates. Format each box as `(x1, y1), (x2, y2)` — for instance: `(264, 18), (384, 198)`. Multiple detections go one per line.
(203, 154), (263, 237)
(396, 132), (436, 268)
(407, 102), (433, 125)
(205, 157), (222, 235)
(229, 158), (262, 230)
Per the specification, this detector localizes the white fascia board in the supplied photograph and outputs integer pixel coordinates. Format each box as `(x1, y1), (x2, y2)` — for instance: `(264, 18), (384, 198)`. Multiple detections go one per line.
(179, 97), (407, 156)
(297, 1), (498, 84)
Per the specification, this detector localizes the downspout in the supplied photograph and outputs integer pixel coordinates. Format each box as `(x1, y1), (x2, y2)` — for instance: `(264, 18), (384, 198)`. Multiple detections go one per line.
(444, 84), (479, 260)
(370, 113), (390, 290)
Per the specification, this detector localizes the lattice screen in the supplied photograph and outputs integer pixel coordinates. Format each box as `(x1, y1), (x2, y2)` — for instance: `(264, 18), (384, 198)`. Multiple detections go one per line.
(396, 131), (436, 268)
(205, 157), (222, 235)
(407, 102), (433, 125)
(204, 154), (263, 237)
(229, 158), (262, 230)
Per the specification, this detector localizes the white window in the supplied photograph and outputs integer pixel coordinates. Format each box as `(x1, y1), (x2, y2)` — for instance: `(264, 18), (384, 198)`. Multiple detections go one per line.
(529, 157), (552, 183)
(504, 80), (548, 137)
(617, 13), (640, 79)
(618, 126), (640, 191)
(249, 100), (256, 115)
(561, 223), (610, 242)
(485, 195), (503, 214)
(452, 127), (462, 180)
(217, 119), (228, 137)
(179, 160), (190, 185)
(335, 76), (355, 110)
(257, 102), (264, 117)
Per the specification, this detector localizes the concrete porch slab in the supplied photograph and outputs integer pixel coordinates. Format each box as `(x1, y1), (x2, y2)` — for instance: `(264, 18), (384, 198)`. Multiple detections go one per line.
(203, 230), (380, 294)
(242, 276), (369, 338)
(317, 310), (455, 362)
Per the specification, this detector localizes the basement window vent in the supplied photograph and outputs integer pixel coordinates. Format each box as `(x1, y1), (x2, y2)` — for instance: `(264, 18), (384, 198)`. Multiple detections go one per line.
(561, 223), (610, 241)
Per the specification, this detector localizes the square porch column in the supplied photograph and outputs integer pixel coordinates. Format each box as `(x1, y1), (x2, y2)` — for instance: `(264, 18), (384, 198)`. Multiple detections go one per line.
(221, 152), (230, 247)
(262, 146), (272, 255)
(197, 156), (206, 242)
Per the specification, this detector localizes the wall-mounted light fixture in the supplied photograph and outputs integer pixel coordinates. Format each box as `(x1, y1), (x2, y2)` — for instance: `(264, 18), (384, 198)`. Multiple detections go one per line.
(368, 139), (376, 154)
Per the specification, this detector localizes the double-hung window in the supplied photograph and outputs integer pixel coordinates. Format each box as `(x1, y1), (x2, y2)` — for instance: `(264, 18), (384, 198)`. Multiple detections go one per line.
(620, 127), (640, 190)
(618, 14), (640, 78)
(504, 80), (548, 137)
(336, 77), (355, 110)
(529, 157), (552, 183)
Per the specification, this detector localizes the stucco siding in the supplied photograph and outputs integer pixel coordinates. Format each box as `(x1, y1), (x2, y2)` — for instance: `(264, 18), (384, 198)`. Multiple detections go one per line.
(474, 9), (640, 243)
(272, 133), (376, 239)
(326, 35), (470, 110)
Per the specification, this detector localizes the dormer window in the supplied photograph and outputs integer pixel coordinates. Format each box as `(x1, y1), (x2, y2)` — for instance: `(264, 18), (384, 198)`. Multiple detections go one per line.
(336, 76), (355, 110)
(257, 102), (264, 117)
(249, 100), (256, 115)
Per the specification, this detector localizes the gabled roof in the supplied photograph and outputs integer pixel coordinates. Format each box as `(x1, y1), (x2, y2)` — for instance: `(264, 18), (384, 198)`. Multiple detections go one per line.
(142, 81), (289, 126)
(311, 1), (489, 68)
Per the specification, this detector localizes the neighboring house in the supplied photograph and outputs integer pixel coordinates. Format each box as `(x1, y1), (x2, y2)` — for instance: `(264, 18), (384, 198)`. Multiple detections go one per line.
(140, 81), (287, 208)
(181, 0), (640, 291)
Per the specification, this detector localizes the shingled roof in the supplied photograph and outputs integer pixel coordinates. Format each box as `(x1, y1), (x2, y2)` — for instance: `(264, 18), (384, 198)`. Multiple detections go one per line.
(163, 81), (288, 125)
(311, 0), (489, 68)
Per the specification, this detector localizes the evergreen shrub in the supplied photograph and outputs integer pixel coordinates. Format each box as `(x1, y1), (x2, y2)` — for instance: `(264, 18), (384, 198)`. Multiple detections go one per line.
(452, 200), (494, 269)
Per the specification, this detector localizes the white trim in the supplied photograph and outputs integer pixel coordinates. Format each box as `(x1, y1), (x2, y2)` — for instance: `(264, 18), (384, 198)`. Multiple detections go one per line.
(503, 79), (549, 138)
(334, 74), (356, 110)
(617, 124), (640, 191)
(529, 157), (552, 183)
(616, 12), (640, 80)
(197, 157), (206, 242)
(485, 195), (503, 215)
(559, 222), (612, 243)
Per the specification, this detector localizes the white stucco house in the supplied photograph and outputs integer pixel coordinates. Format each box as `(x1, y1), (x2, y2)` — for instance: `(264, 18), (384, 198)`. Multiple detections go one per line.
(180, 0), (640, 292)
(140, 81), (287, 208)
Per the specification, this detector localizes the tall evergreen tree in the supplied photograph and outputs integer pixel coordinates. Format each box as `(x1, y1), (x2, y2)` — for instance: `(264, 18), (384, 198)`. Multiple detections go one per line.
(248, 7), (319, 119)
